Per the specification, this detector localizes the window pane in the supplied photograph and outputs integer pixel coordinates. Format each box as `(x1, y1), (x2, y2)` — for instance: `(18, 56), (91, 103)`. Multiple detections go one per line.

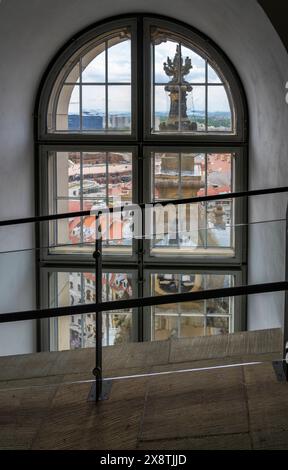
(82, 49), (105, 83)
(206, 317), (229, 335)
(49, 150), (133, 254)
(154, 153), (180, 201)
(82, 152), (107, 199)
(181, 45), (206, 83)
(180, 316), (205, 338)
(108, 39), (131, 83)
(151, 28), (235, 135)
(48, 28), (132, 134)
(186, 86), (206, 132)
(55, 199), (82, 247)
(206, 200), (233, 249)
(206, 274), (232, 315)
(154, 85), (170, 131)
(55, 151), (81, 198)
(180, 152), (205, 198)
(108, 85), (131, 130)
(149, 272), (234, 341)
(153, 314), (179, 340)
(207, 153), (232, 194)
(108, 152), (132, 204)
(208, 85), (232, 132)
(50, 271), (134, 350)
(149, 150), (235, 256)
(208, 64), (222, 84)
(82, 85), (105, 130)
(154, 39), (178, 84)
(56, 85), (80, 131)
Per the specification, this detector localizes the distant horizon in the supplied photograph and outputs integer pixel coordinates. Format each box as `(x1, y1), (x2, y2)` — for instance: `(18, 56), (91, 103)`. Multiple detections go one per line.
(68, 110), (231, 117)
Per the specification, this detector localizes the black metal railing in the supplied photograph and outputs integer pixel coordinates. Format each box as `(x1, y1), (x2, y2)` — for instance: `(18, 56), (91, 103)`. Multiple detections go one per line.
(0, 186), (288, 400)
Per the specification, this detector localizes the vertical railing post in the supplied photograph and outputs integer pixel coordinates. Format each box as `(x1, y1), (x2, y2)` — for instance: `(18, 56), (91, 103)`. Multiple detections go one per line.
(283, 204), (288, 380)
(94, 214), (103, 401)
(88, 213), (111, 402)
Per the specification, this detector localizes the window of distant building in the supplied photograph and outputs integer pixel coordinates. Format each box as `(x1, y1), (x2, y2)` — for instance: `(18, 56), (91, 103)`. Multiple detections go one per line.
(36, 15), (248, 351)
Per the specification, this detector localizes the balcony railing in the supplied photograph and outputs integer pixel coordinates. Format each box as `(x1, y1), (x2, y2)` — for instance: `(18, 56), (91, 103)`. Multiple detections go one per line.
(0, 185), (288, 401)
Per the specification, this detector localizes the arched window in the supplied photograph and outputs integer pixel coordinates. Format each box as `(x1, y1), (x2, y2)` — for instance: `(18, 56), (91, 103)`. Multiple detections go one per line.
(36, 15), (247, 351)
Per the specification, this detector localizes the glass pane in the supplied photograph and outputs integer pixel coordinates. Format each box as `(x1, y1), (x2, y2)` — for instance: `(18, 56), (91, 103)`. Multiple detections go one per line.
(82, 85), (105, 130)
(180, 274), (205, 316)
(180, 153), (205, 198)
(108, 152), (132, 205)
(208, 64), (222, 83)
(208, 85), (232, 132)
(181, 46), (206, 83)
(56, 85), (80, 131)
(108, 39), (131, 83)
(186, 85), (206, 132)
(154, 39), (178, 83)
(207, 272), (233, 290)
(149, 272), (235, 341)
(82, 49), (105, 83)
(82, 152), (107, 199)
(150, 29), (236, 135)
(102, 312), (132, 345)
(108, 85), (131, 130)
(154, 86), (170, 131)
(52, 271), (134, 350)
(206, 317), (229, 335)
(153, 313), (179, 340)
(154, 153), (180, 201)
(151, 152), (206, 251)
(181, 316), (205, 337)
(102, 272), (133, 345)
(48, 28), (133, 134)
(207, 153), (232, 194)
(56, 199), (82, 247)
(206, 200), (232, 248)
(149, 150), (235, 255)
(49, 150), (133, 254)
(55, 151), (81, 198)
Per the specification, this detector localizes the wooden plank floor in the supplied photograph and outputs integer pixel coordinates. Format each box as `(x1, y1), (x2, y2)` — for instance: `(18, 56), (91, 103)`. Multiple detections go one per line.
(0, 328), (287, 450)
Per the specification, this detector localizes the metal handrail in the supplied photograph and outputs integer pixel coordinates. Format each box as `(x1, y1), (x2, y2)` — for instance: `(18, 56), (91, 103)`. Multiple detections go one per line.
(0, 185), (287, 227)
(1, 185), (288, 400)
(0, 280), (287, 324)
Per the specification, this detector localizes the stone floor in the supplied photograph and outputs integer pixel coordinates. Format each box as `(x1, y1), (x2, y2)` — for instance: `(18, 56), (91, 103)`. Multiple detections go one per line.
(0, 328), (287, 450)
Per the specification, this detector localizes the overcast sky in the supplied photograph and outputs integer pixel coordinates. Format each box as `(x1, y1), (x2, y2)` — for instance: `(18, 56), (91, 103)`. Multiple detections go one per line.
(67, 40), (231, 115)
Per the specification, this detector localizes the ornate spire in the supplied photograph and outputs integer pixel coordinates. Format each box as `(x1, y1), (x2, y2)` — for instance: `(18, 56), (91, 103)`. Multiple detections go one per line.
(163, 45), (192, 84)
(160, 45), (197, 132)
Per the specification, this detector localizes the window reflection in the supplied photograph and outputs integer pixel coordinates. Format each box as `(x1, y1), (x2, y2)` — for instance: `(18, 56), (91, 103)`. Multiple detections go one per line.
(150, 273), (233, 341)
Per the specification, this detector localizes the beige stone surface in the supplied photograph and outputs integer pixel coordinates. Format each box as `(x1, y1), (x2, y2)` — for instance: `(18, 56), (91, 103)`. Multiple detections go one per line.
(0, 328), (288, 450)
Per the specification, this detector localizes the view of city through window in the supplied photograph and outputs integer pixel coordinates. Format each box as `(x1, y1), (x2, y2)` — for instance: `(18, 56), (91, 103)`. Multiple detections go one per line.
(50, 151), (133, 253)
(48, 148), (236, 349)
(52, 272), (133, 350)
(44, 21), (244, 351)
(51, 271), (234, 349)
(50, 28), (233, 134)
